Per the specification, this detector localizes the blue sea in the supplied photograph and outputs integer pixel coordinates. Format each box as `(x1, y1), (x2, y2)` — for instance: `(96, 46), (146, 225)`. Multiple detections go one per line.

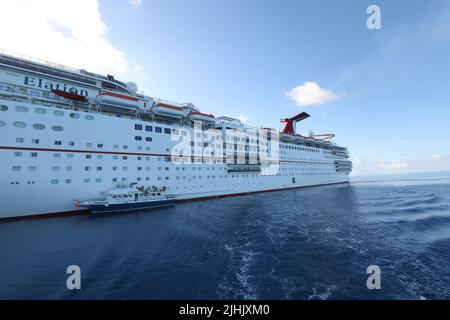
(1, 171), (450, 300)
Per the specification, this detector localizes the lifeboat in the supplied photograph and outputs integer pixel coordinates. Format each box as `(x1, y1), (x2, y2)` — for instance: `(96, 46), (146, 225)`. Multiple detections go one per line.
(189, 111), (216, 123)
(151, 103), (186, 118)
(52, 89), (86, 102)
(96, 91), (140, 109)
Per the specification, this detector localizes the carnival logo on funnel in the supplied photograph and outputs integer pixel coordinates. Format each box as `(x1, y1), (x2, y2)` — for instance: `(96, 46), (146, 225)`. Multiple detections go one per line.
(24, 76), (89, 97)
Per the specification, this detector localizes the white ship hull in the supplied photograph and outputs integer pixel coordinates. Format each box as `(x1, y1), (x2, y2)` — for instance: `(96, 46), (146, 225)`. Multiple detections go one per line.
(0, 49), (351, 219)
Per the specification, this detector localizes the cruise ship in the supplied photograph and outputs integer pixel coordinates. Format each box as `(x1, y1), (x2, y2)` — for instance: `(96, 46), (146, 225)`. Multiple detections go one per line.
(0, 49), (352, 220)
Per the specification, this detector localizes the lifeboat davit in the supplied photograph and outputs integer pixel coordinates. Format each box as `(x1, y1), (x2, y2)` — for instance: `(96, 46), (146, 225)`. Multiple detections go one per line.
(96, 91), (140, 109)
(189, 111), (216, 123)
(151, 103), (186, 118)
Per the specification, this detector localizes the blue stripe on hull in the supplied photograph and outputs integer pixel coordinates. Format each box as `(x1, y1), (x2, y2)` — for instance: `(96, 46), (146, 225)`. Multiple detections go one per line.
(85, 200), (175, 214)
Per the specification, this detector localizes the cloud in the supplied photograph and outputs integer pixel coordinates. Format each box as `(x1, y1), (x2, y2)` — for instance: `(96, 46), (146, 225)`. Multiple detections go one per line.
(286, 81), (338, 107)
(351, 157), (409, 176)
(236, 114), (248, 123)
(0, 0), (128, 76)
(379, 160), (408, 170)
(432, 154), (448, 161)
(129, 0), (142, 10)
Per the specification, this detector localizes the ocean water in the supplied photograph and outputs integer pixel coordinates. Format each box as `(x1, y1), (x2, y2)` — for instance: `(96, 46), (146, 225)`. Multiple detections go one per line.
(1, 172), (450, 300)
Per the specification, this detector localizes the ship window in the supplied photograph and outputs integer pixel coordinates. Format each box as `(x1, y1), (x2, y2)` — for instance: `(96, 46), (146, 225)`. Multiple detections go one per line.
(145, 125), (152, 132)
(55, 141), (62, 145)
(16, 137), (24, 143)
(113, 167), (118, 171)
(122, 167), (128, 171)
(51, 179), (59, 184)
(67, 154), (74, 158)
(0, 105), (8, 111)
(65, 179), (72, 184)
(52, 166), (60, 171)
(113, 145), (119, 149)
(84, 178), (91, 183)
(66, 166), (73, 171)
(32, 139), (39, 144)
(12, 166), (21, 171)
(86, 155), (92, 159)
(145, 137), (152, 142)
(53, 110), (64, 117)
(53, 153), (61, 158)
(112, 178), (117, 182)
(52, 126), (64, 132)
(123, 156), (128, 160)
(86, 143), (93, 147)
(30, 152), (38, 157)
(14, 152), (22, 157)
(85, 166), (91, 171)
(135, 124), (142, 130)
(13, 121), (27, 128)
(33, 123), (45, 130)
(155, 127), (162, 133)
(97, 166), (102, 171)
(135, 136), (142, 141)
(85, 115), (94, 120)
(0, 121), (6, 127)
(35, 108), (47, 114)
(98, 144), (103, 148)
(164, 128), (171, 134)
(113, 155), (119, 160)
(97, 155), (103, 159)
(69, 113), (80, 119)
(29, 166), (37, 171)
(15, 106), (28, 113)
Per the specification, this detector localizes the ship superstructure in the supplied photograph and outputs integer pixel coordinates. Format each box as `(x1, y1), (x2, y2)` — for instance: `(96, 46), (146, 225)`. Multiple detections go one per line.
(0, 49), (352, 219)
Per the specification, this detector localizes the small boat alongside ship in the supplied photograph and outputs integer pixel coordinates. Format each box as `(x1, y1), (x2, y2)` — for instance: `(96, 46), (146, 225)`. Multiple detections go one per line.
(75, 183), (175, 214)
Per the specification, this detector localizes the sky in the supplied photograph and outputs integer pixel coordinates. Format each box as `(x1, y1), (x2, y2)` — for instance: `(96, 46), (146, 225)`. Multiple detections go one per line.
(0, 0), (449, 176)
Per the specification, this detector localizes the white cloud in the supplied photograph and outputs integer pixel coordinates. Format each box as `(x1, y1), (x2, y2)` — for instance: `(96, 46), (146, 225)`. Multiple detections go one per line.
(0, 0), (128, 76)
(379, 160), (408, 170)
(432, 154), (448, 161)
(129, 0), (142, 10)
(286, 81), (338, 107)
(351, 157), (409, 176)
(236, 114), (247, 123)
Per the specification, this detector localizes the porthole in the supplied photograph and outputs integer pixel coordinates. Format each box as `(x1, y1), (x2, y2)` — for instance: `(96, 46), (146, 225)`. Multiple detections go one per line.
(13, 121), (27, 128)
(35, 107), (47, 114)
(69, 113), (80, 119)
(53, 110), (64, 116)
(85, 115), (94, 120)
(145, 137), (152, 142)
(15, 106), (28, 113)
(52, 126), (64, 132)
(32, 123), (45, 130)
(0, 105), (8, 111)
